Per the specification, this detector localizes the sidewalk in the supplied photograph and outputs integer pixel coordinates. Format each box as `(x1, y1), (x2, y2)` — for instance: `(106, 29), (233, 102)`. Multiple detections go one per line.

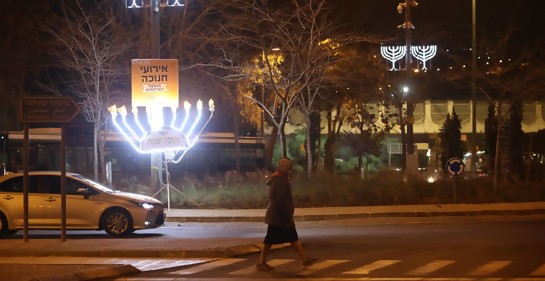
(165, 201), (545, 223)
(1, 202), (545, 281)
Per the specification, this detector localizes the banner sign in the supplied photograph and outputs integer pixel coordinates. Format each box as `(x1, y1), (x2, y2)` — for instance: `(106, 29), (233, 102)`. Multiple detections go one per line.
(131, 59), (179, 107)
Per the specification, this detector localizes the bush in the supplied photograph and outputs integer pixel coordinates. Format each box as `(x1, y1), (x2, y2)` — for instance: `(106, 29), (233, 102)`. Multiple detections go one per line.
(115, 169), (545, 209)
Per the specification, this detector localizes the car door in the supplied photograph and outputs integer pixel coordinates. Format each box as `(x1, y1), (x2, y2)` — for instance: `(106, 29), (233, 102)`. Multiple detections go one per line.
(65, 178), (104, 228)
(37, 175), (63, 228)
(0, 175), (45, 228)
(41, 175), (104, 228)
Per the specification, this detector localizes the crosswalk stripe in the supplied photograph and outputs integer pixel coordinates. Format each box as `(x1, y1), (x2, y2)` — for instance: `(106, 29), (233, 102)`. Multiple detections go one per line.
(469, 260), (512, 276)
(532, 264), (545, 275)
(228, 258), (294, 275)
(343, 260), (401, 275)
(171, 258), (245, 274)
(407, 260), (455, 275)
(297, 260), (349, 276)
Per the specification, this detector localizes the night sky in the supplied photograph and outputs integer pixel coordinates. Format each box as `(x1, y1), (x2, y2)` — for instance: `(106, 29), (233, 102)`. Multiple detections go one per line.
(330, 0), (545, 49)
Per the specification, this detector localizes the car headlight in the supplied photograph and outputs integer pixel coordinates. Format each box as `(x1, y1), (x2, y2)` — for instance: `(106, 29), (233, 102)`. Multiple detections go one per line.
(130, 201), (155, 210)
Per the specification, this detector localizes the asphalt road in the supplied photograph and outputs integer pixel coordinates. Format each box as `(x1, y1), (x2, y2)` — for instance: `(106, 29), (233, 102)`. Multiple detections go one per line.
(104, 217), (545, 280)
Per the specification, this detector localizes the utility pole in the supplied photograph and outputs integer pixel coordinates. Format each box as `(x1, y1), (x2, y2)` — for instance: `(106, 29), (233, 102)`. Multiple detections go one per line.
(471, 0), (478, 175)
(397, 0), (417, 172)
(149, 0), (162, 195)
(126, 0), (185, 193)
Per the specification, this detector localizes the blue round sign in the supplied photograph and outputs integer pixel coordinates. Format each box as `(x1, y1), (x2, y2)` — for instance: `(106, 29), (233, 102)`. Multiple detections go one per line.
(446, 157), (465, 176)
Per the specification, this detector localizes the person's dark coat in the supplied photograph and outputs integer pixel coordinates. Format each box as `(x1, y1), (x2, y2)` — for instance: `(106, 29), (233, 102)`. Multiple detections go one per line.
(265, 160), (295, 228)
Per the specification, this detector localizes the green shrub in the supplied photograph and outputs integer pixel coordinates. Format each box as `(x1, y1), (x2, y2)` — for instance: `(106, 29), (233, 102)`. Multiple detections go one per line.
(115, 169), (545, 208)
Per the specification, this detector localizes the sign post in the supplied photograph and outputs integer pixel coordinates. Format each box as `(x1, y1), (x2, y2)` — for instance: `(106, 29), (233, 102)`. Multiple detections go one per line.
(20, 97), (80, 242)
(445, 157), (465, 204)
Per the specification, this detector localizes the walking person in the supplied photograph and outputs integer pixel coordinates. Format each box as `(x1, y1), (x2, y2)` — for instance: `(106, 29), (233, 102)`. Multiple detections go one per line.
(256, 157), (318, 271)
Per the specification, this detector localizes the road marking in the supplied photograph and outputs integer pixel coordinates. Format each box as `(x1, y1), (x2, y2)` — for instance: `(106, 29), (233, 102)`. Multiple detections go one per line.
(469, 260), (512, 276)
(171, 258), (245, 274)
(228, 258), (294, 274)
(407, 260), (456, 275)
(532, 264), (545, 275)
(297, 259), (349, 276)
(343, 260), (401, 275)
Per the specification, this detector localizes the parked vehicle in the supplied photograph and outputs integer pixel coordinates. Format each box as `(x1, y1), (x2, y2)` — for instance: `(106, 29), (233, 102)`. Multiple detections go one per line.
(0, 171), (165, 237)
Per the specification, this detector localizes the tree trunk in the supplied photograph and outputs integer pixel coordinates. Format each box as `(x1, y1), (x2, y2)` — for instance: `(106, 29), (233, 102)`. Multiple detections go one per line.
(324, 133), (336, 175)
(265, 125), (278, 170)
(93, 125), (99, 182)
(493, 122), (502, 194)
(305, 115), (313, 178)
(98, 127), (106, 183)
(231, 85), (241, 172)
(280, 122), (287, 157)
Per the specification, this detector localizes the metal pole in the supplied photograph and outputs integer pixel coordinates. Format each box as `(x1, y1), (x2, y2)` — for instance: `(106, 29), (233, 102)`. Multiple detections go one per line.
(405, 0), (414, 156)
(23, 124), (29, 242)
(471, 0), (478, 174)
(61, 125), (67, 241)
(150, 0), (160, 58)
(150, 0), (162, 194)
(261, 84), (265, 137)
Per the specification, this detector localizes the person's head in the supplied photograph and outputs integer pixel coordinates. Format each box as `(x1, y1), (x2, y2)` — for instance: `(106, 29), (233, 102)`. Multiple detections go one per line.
(277, 157), (292, 173)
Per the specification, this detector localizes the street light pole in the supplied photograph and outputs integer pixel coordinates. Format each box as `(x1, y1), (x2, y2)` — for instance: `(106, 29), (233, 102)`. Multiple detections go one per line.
(151, 0), (160, 58)
(126, 0), (184, 193)
(150, 0), (162, 196)
(404, 0), (414, 156)
(471, 0), (478, 174)
(397, 0), (417, 172)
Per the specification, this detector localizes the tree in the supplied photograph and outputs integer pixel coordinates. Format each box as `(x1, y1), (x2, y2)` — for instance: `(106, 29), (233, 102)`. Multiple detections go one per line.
(439, 108), (465, 171)
(319, 45), (392, 175)
(41, 0), (134, 181)
(449, 8), (545, 190)
(484, 102), (498, 174)
(0, 1), (52, 130)
(508, 98), (524, 179)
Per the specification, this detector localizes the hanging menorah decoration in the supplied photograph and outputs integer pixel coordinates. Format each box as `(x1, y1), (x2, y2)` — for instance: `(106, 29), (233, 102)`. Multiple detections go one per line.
(410, 45), (437, 70)
(380, 46), (407, 71)
(380, 45), (437, 71)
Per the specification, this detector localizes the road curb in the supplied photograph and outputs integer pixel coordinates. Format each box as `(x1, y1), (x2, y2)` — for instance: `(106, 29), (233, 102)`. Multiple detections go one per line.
(165, 209), (545, 223)
(0, 244), (265, 259)
(35, 264), (139, 281)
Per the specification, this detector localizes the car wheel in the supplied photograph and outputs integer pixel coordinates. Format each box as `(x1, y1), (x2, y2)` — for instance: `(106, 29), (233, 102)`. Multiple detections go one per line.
(102, 208), (133, 237)
(0, 212), (16, 236)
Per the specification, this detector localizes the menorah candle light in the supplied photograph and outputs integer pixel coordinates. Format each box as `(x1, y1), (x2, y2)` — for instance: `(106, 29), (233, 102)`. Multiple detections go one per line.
(108, 99), (214, 163)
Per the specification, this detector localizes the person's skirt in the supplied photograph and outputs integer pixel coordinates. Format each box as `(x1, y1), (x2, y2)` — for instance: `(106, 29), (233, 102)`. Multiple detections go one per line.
(263, 225), (299, 245)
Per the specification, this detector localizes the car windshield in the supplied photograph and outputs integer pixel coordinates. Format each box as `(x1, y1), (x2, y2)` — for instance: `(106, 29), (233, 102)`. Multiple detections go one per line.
(72, 174), (115, 193)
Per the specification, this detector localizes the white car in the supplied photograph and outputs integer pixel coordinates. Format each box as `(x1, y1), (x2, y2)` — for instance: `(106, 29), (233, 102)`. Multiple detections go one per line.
(0, 171), (165, 237)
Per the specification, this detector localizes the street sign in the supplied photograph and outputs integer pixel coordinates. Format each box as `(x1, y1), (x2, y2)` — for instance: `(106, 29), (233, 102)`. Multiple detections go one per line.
(131, 59), (179, 108)
(446, 157), (465, 177)
(21, 97), (81, 123)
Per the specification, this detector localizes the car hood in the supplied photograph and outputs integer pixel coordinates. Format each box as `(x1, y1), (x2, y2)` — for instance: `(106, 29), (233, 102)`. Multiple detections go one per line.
(112, 191), (162, 204)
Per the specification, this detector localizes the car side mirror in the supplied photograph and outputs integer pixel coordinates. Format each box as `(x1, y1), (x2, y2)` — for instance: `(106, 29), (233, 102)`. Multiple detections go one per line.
(77, 187), (91, 199)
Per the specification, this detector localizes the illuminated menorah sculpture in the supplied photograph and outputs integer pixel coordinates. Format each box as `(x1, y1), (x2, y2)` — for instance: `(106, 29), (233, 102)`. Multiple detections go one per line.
(108, 99), (214, 164)
(380, 46), (407, 71)
(410, 45), (437, 70)
(380, 45), (437, 71)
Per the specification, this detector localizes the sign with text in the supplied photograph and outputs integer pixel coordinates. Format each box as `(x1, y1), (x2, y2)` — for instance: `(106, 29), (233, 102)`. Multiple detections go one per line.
(21, 97), (81, 123)
(131, 59), (179, 108)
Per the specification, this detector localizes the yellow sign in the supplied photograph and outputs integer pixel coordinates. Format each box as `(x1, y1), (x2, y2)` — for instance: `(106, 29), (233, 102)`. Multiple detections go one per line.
(131, 59), (179, 107)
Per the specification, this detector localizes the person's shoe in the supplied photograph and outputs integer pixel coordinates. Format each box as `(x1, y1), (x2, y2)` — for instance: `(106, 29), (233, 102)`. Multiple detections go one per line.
(302, 257), (319, 268)
(256, 262), (274, 271)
